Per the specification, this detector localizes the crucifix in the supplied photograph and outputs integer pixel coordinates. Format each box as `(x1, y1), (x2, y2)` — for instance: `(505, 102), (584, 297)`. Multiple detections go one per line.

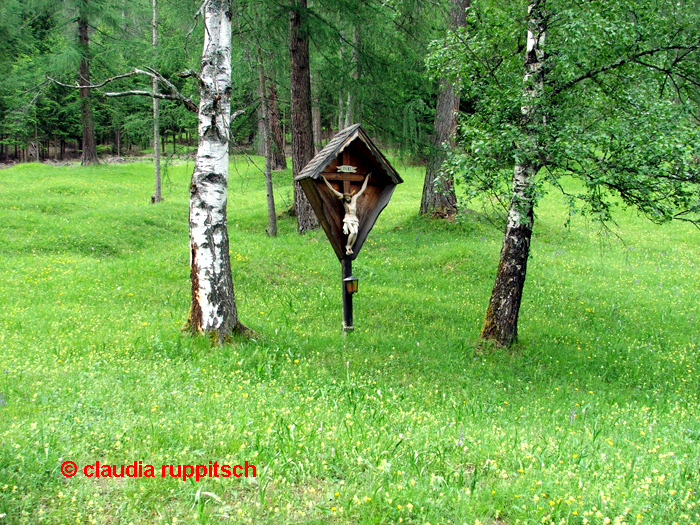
(318, 154), (373, 332)
(294, 124), (403, 333)
(322, 173), (371, 255)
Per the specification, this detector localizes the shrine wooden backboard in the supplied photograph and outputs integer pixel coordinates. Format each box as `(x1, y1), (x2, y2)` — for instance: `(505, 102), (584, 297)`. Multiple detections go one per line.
(295, 124), (403, 261)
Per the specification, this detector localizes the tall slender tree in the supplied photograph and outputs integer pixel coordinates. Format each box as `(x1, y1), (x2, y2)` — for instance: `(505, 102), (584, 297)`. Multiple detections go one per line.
(47, 0), (247, 340)
(152, 0), (163, 203)
(289, 0), (319, 232)
(267, 78), (287, 170)
(258, 48), (278, 236)
(432, 0), (700, 346)
(480, 0), (544, 346)
(77, 0), (99, 165)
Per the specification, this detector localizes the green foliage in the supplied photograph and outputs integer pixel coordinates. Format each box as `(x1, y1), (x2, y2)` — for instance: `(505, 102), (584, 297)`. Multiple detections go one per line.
(0, 160), (699, 523)
(0, 0), (202, 155)
(0, 0), (454, 161)
(432, 0), (700, 227)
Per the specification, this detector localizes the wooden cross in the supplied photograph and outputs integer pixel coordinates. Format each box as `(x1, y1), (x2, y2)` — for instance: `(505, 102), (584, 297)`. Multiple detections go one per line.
(321, 151), (367, 194)
(320, 171), (367, 194)
(319, 149), (370, 193)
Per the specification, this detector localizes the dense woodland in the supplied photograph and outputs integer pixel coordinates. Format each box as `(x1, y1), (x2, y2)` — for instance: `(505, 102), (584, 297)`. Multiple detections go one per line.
(0, 0), (444, 163)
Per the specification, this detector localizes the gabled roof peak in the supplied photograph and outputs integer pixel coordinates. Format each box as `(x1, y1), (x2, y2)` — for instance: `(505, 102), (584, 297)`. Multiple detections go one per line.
(295, 124), (402, 184)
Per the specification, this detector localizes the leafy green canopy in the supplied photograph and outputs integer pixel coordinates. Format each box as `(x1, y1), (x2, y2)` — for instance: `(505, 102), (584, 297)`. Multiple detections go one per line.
(429, 0), (700, 227)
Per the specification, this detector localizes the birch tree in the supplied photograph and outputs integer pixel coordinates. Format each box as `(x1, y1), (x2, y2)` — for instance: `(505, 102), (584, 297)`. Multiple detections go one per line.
(47, 0), (248, 340)
(430, 0), (700, 346)
(151, 0), (162, 203)
(186, 0), (248, 340)
(77, 0), (99, 165)
(480, 0), (544, 346)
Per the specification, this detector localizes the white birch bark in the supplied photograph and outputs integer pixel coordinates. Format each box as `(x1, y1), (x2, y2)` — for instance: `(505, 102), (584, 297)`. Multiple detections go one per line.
(509, 0), (545, 229)
(188, 0), (246, 340)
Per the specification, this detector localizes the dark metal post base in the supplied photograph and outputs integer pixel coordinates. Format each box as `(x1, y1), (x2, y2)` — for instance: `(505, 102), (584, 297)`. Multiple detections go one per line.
(342, 258), (353, 332)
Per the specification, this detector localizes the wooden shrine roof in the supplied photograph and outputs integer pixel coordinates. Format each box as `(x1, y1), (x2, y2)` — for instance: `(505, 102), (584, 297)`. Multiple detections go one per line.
(295, 124), (403, 184)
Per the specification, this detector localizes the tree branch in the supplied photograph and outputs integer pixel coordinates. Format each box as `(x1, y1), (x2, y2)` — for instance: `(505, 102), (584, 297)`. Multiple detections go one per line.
(47, 69), (198, 113)
(102, 90), (194, 106)
(551, 43), (700, 96)
(178, 69), (200, 80)
(48, 71), (141, 90)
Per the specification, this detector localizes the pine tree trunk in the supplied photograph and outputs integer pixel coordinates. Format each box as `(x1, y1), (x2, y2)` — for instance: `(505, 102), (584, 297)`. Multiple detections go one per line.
(34, 121), (39, 161)
(344, 25), (361, 128)
(480, 0), (545, 347)
(338, 90), (344, 131)
(354, 25), (362, 124)
(187, 0), (247, 342)
(419, 0), (467, 216)
(152, 0), (163, 203)
(256, 108), (265, 156)
(311, 74), (322, 153)
(258, 51), (278, 237)
(289, 0), (319, 233)
(268, 80), (287, 170)
(78, 6), (99, 166)
(344, 92), (353, 129)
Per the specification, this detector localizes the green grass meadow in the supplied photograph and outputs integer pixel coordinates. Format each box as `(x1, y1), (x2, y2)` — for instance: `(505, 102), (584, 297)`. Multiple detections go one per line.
(1, 157), (699, 524)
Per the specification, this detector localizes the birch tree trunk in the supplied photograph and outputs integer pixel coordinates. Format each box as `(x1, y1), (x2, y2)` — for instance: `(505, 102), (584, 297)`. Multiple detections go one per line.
(289, 0), (319, 233)
(480, 0), (546, 347)
(187, 0), (247, 341)
(78, 4), (99, 166)
(152, 0), (163, 203)
(258, 49), (278, 237)
(419, 0), (467, 216)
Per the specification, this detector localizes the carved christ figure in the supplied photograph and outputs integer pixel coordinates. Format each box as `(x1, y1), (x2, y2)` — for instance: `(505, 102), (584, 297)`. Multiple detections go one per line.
(322, 173), (371, 255)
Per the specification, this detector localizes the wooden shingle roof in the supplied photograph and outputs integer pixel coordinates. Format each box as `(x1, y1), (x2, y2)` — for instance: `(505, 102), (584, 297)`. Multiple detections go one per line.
(295, 124), (402, 184)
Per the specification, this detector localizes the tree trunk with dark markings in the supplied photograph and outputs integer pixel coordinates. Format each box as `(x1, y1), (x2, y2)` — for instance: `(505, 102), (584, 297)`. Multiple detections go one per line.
(480, 0), (545, 347)
(187, 0), (247, 342)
